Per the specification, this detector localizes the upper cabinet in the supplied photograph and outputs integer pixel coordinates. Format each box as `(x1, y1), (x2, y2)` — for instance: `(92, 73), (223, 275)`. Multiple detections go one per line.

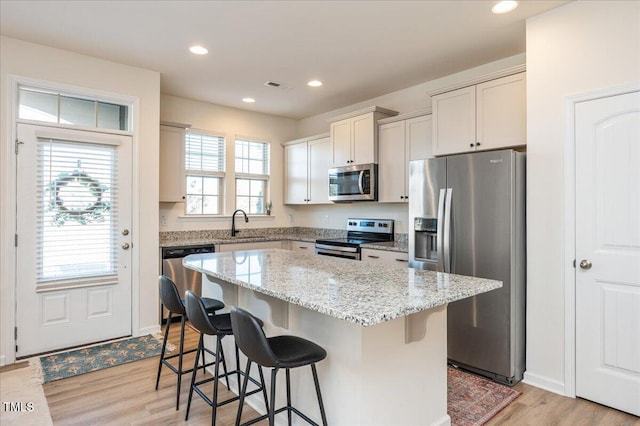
(432, 72), (526, 156)
(378, 112), (432, 203)
(329, 106), (398, 167)
(159, 124), (186, 202)
(283, 134), (332, 205)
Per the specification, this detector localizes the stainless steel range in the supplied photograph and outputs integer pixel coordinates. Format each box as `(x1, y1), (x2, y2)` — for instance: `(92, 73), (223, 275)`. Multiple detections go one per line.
(315, 218), (394, 260)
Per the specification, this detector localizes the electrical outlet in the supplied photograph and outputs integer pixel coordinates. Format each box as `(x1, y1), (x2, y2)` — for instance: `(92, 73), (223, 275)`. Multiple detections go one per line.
(161, 215), (167, 226)
(288, 213), (293, 224)
(324, 215), (329, 225)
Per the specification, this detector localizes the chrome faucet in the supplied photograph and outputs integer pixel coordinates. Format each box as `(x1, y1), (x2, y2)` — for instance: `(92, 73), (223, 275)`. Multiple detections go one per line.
(231, 209), (249, 237)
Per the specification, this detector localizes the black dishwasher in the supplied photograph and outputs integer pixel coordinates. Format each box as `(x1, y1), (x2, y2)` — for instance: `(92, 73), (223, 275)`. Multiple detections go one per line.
(161, 245), (215, 323)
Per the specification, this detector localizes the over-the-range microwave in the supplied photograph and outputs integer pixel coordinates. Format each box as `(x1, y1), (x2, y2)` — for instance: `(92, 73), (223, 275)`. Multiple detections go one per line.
(328, 163), (377, 202)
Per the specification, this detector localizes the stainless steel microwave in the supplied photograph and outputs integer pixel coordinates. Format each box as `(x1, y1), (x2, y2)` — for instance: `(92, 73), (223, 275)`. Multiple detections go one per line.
(329, 163), (377, 202)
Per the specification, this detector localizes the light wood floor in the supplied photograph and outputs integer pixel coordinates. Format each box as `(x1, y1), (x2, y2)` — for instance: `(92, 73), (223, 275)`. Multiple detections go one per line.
(31, 324), (640, 425)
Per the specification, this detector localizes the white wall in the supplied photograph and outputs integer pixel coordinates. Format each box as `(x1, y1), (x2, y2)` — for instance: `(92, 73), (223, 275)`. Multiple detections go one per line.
(525, 0), (640, 394)
(292, 54), (525, 233)
(0, 36), (160, 364)
(159, 94), (298, 231)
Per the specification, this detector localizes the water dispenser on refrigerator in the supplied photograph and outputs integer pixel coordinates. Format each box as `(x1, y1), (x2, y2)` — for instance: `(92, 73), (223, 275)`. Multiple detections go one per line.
(413, 217), (438, 269)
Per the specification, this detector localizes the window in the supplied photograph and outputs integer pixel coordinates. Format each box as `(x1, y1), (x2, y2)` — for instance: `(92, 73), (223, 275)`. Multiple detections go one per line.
(185, 131), (225, 215)
(18, 86), (130, 131)
(235, 137), (270, 214)
(38, 139), (118, 285)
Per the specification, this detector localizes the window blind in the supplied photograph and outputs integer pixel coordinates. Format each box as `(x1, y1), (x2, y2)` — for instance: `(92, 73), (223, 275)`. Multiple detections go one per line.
(37, 138), (118, 285)
(186, 132), (225, 173)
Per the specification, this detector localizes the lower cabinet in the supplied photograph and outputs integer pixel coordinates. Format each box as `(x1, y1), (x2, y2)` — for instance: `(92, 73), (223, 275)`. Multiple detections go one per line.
(216, 241), (284, 252)
(361, 248), (409, 266)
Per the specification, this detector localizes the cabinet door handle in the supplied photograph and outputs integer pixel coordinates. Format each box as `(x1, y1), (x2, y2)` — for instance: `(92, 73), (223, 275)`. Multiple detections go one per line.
(469, 143), (474, 148)
(400, 195), (405, 199)
(476, 142), (481, 147)
(367, 255), (380, 259)
(405, 195), (408, 200)
(395, 258), (408, 263)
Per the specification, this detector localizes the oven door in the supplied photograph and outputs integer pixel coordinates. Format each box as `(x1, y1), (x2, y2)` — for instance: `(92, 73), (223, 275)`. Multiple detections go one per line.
(315, 244), (361, 260)
(329, 163), (377, 202)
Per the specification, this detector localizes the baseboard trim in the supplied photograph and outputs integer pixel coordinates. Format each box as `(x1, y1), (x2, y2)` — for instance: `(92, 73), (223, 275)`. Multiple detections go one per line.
(523, 371), (567, 396)
(138, 324), (160, 336)
(431, 414), (451, 426)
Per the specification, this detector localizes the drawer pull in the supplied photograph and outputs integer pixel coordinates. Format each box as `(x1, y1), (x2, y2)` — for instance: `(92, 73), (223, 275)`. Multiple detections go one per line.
(395, 258), (408, 263)
(367, 255), (380, 259)
(299, 246), (308, 249)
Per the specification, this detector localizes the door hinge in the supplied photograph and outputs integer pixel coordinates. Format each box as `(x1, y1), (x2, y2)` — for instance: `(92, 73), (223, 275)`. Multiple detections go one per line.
(15, 138), (24, 154)
(573, 259), (576, 268)
(14, 326), (17, 340)
(14, 234), (18, 247)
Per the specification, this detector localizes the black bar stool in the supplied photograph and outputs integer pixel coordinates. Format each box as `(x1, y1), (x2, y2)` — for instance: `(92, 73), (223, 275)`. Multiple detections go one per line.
(230, 306), (328, 426)
(184, 291), (268, 425)
(155, 275), (225, 410)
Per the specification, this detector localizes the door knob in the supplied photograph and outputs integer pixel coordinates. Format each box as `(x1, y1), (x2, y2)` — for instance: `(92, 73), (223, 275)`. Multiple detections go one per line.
(122, 229), (129, 236)
(122, 243), (130, 250)
(579, 259), (592, 270)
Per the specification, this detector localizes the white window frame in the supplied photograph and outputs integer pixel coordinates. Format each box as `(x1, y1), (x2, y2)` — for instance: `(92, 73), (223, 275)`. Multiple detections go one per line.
(184, 129), (225, 216)
(234, 136), (270, 215)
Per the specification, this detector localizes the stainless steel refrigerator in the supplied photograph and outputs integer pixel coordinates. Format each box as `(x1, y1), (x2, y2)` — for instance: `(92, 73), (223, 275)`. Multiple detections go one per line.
(408, 149), (526, 385)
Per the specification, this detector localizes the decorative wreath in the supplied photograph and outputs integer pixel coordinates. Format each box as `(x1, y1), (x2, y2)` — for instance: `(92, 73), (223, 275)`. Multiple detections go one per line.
(48, 170), (110, 225)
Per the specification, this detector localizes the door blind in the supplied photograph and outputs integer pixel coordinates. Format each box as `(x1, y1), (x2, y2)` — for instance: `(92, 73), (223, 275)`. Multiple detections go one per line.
(37, 138), (118, 287)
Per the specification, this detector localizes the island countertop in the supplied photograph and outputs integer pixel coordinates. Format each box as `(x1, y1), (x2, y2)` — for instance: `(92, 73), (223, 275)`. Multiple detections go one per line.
(183, 248), (501, 327)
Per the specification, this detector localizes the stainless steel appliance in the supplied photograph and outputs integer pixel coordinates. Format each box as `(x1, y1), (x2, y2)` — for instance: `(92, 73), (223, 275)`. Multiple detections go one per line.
(315, 218), (394, 260)
(329, 163), (377, 202)
(161, 244), (215, 323)
(409, 149), (526, 385)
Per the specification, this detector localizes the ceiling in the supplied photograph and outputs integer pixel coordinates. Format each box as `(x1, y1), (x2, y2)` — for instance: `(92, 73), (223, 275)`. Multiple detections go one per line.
(0, 1), (568, 119)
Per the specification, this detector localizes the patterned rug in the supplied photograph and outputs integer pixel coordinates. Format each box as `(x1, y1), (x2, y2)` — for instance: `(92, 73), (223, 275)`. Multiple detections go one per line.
(448, 367), (522, 425)
(36, 334), (163, 383)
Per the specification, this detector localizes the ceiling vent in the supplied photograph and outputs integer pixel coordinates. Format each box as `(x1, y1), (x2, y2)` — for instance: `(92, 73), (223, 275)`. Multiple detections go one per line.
(264, 81), (281, 88)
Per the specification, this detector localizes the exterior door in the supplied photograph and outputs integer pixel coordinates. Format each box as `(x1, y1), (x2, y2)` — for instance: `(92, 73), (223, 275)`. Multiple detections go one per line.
(575, 90), (640, 416)
(16, 123), (132, 357)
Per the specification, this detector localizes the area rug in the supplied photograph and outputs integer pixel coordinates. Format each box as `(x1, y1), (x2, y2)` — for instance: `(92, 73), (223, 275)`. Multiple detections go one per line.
(0, 365), (53, 426)
(448, 367), (521, 426)
(35, 334), (163, 383)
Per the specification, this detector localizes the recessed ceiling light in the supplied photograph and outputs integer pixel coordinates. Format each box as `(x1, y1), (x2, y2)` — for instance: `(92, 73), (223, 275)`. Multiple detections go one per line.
(189, 45), (208, 55)
(307, 80), (323, 87)
(242, 98), (256, 103)
(492, 1), (518, 14)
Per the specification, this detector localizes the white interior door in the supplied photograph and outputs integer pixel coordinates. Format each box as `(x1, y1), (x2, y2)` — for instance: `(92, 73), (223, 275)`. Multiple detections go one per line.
(575, 90), (640, 416)
(15, 123), (132, 357)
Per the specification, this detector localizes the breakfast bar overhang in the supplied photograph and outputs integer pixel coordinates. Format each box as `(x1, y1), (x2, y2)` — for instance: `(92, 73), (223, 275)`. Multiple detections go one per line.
(183, 249), (501, 425)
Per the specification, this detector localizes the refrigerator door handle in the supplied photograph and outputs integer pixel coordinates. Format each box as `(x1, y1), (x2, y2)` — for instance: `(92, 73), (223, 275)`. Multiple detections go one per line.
(443, 188), (453, 273)
(437, 189), (446, 272)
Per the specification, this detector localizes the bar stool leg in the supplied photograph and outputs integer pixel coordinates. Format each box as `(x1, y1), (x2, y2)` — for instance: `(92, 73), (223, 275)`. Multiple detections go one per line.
(235, 359), (252, 426)
(269, 368), (278, 426)
(258, 365), (269, 415)
(311, 364), (328, 426)
(185, 333), (203, 421)
(235, 343), (242, 392)
(155, 312), (172, 390)
(211, 336), (224, 426)
(285, 368), (292, 426)
(176, 314), (187, 410)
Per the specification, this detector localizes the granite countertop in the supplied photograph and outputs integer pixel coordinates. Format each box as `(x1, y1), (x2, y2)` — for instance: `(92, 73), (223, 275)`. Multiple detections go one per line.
(183, 249), (501, 327)
(160, 227), (410, 253)
(360, 241), (408, 253)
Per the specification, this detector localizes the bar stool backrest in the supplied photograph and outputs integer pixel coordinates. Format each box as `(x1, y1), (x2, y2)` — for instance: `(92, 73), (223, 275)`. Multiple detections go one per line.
(185, 290), (221, 335)
(230, 307), (279, 368)
(159, 275), (186, 315)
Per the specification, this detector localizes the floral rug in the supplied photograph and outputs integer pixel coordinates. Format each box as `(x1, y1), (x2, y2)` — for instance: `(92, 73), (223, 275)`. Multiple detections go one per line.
(36, 334), (163, 383)
(448, 367), (522, 425)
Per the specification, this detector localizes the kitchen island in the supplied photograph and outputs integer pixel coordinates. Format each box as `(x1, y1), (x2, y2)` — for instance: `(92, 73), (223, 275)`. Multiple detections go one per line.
(183, 249), (501, 426)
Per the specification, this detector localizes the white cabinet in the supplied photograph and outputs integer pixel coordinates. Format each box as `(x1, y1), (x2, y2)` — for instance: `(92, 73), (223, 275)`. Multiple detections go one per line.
(378, 113), (432, 203)
(329, 106), (398, 167)
(361, 248), (409, 266)
(159, 125), (186, 202)
(284, 135), (331, 204)
(432, 72), (526, 156)
(290, 241), (316, 254)
(216, 240), (284, 252)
